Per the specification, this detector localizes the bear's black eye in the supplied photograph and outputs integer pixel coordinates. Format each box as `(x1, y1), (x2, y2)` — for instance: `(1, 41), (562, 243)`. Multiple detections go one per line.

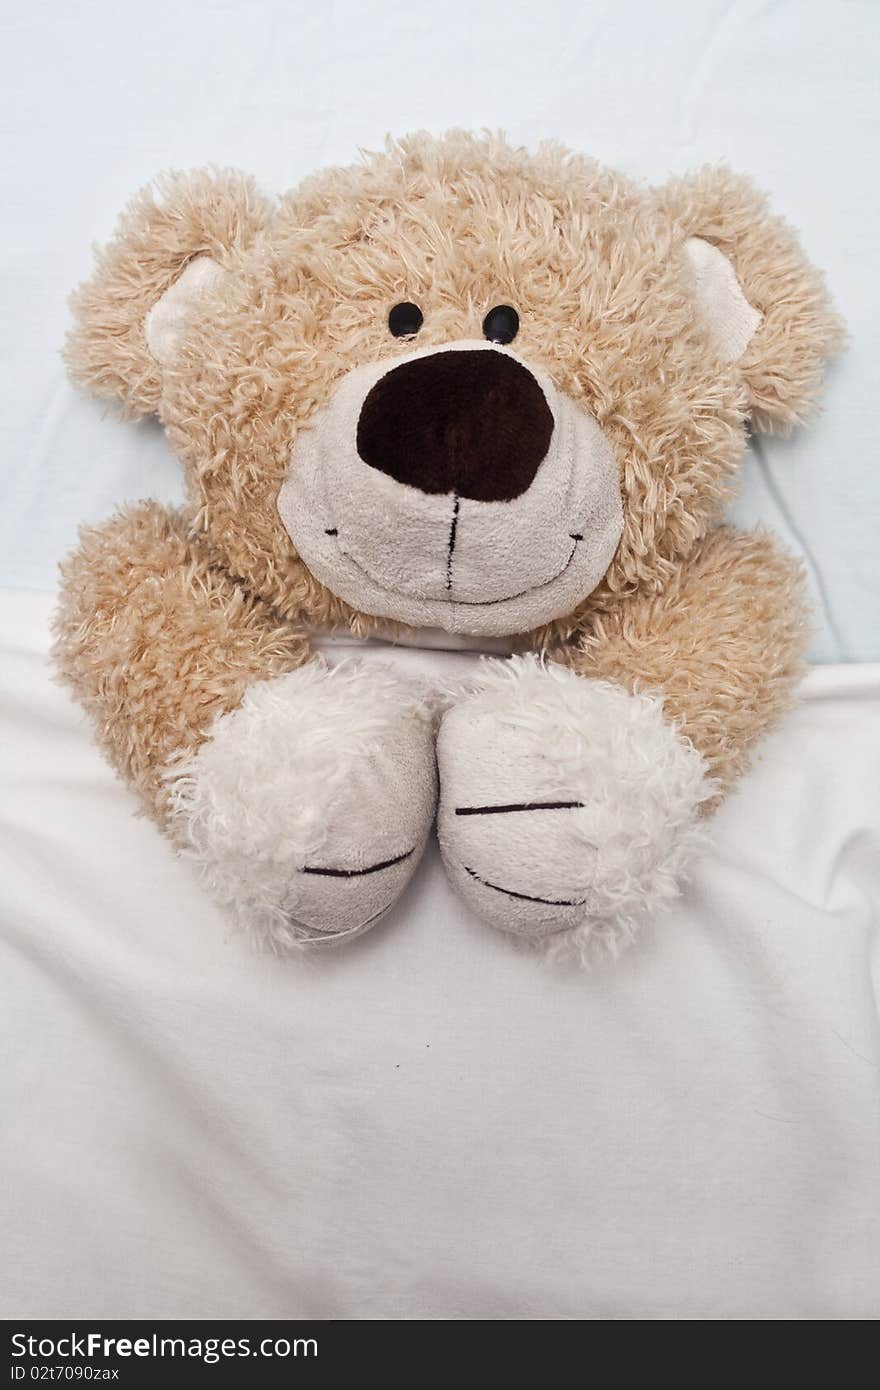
(388, 302), (423, 337)
(482, 304), (519, 345)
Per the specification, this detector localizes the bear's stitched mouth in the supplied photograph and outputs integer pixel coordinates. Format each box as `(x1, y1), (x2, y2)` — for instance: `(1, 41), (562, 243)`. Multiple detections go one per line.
(321, 527), (584, 608)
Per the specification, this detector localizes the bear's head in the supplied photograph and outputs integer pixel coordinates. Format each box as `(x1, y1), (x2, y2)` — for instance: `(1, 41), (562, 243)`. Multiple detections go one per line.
(67, 131), (840, 638)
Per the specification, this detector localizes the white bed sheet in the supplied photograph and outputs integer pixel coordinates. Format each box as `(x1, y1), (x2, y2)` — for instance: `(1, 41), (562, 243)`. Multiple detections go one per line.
(0, 0), (879, 660)
(1, 589), (878, 1320)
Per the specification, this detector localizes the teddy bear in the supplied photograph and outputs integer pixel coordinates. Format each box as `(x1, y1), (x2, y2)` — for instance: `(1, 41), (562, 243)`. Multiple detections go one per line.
(54, 131), (841, 958)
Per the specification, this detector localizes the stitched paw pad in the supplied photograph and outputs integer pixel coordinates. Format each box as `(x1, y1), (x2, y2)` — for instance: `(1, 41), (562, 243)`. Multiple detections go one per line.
(437, 656), (712, 957)
(167, 659), (438, 950)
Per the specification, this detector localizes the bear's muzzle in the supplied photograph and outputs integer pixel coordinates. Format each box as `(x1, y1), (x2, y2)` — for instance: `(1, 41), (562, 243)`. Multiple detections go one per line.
(277, 339), (623, 637)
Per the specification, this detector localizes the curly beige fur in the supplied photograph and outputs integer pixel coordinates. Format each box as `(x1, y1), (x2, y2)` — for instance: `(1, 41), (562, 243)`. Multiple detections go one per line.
(53, 503), (309, 821)
(560, 526), (810, 796)
(66, 169), (273, 418)
(657, 166), (845, 433)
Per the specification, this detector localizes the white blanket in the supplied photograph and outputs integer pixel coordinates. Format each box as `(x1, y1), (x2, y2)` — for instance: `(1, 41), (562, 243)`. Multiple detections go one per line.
(1, 590), (878, 1320)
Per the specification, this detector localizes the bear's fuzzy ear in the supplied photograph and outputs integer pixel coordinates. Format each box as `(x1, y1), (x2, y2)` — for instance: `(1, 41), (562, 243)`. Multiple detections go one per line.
(658, 166), (844, 432)
(65, 169), (273, 417)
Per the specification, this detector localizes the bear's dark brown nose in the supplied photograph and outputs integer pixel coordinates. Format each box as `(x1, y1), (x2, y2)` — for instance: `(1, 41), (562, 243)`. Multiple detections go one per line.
(356, 349), (554, 503)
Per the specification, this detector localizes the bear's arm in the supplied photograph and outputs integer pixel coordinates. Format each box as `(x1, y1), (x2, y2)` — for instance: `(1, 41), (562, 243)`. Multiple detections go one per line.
(52, 501), (310, 825)
(560, 526), (810, 796)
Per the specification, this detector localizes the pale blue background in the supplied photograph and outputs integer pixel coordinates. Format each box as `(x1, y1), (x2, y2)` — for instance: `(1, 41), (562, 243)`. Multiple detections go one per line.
(2, 0), (878, 660)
